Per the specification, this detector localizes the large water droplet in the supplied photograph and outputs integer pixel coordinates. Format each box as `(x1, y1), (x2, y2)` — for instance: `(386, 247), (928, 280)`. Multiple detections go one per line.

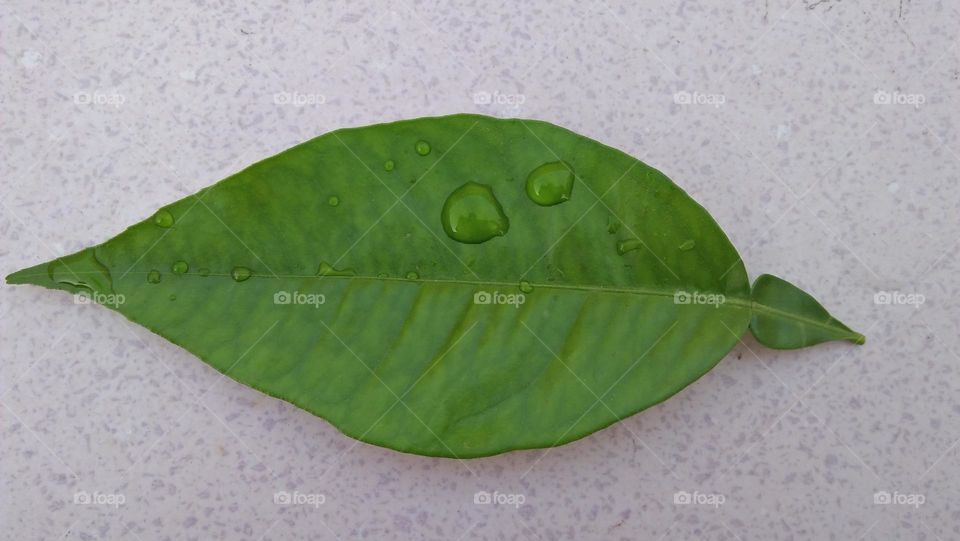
(47, 249), (114, 293)
(153, 209), (174, 228)
(679, 239), (696, 251)
(415, 140), (431, 156)
(617, 239), (643, 255)
(327, 195), (340, 207)
(317, 262), (355, 277)
(171, 260), (188, 274)
(525, 161), (575, 206)
(384, 159), (395, 171)
(231, 266), (252, 282)
(441, 181), (510, 244)
(519, 280), (533, 293)
(147, 270), (161, 284)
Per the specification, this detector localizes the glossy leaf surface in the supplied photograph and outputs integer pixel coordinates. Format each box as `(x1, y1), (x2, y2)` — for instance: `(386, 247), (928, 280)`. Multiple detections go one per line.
(7, 114), (862, 457)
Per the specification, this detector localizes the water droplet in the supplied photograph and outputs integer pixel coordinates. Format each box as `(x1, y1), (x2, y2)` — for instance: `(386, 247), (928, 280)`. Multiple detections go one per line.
(406, 271), (419, 280)
(231, 266), (252, 282)
(617, 239), (643, 255)
(328, 195), (340, 207)
(198, 268), (210, 277)
(384, 159), (395, 171)
(519, 280), (533, 293)
(317, 261), (355, 277)
(376, 272), (388, 278)
(153, 209), (174, 228)
(47, 249), (114, 293)
(415, 140), (431, 156)
(440, 181), (510, 244)
(679, 239), (696, 251)
(168, 294), (177, 301)
(525, 161), (575, 206)
(147, 270), (162, 283)
(607, 218), (621, 234)
(171, 260), (188, 274)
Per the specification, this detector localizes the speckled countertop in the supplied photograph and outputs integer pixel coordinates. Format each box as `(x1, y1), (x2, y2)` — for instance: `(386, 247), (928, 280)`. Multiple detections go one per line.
(2, 1), (959, 539)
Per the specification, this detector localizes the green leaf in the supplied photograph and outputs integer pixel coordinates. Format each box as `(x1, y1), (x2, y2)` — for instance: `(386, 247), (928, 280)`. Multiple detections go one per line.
(748, 274), (866, 349)
(6, 114), (862, 458)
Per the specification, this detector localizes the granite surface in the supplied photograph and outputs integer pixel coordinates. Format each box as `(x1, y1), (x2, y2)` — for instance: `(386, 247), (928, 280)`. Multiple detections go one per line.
(2, 0), (959, 539)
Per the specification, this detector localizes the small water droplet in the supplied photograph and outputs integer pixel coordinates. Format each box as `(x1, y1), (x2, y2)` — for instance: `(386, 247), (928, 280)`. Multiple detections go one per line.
(441, 181), (510, 244)
(153, 209), (174, 228)
(171, 260), (188, 274)
(198, 268), (210, 277)
(328, 195), (340, 207)
(607, 218), (621, 234)
(231, 266), (252, 282)
(384, 159), (395, 171)
(406, 271), (419, 280)
(415, 140), (431, 156)
(519, 280), (533, 293)
(317, 261), (355, 277)
(617, 239), (643, 255)
(168, 294), (177, 301)
(525, 161), (575, 206)
(679, 239), (696, 251)
(147, 270), (162, 283)
(377, 272), (388, 278)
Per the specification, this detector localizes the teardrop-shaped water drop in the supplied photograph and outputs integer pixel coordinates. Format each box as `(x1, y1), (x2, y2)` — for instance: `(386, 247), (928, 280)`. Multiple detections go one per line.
(153, 209), (174, 228)
(384, 159), (395, 171)
(617, 239), (643, 255)
(231, 266), (252, 282)
(147, 270), (162, 284)
(519, 280), (534, 293)
(317, 261), (355, 277)
(525, 161), (575, 206)
(679, 239), (696, 251)
(415, 140), (431, 156)
(171, 260), (188, 274)
(441, 181), (510, 244)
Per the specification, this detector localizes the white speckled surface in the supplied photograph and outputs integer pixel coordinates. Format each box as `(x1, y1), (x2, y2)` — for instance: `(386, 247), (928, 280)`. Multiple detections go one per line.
(2, 1), (959, 539)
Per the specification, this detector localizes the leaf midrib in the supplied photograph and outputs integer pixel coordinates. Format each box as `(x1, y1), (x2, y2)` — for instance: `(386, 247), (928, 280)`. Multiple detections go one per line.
(15, 269), (854, 337)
